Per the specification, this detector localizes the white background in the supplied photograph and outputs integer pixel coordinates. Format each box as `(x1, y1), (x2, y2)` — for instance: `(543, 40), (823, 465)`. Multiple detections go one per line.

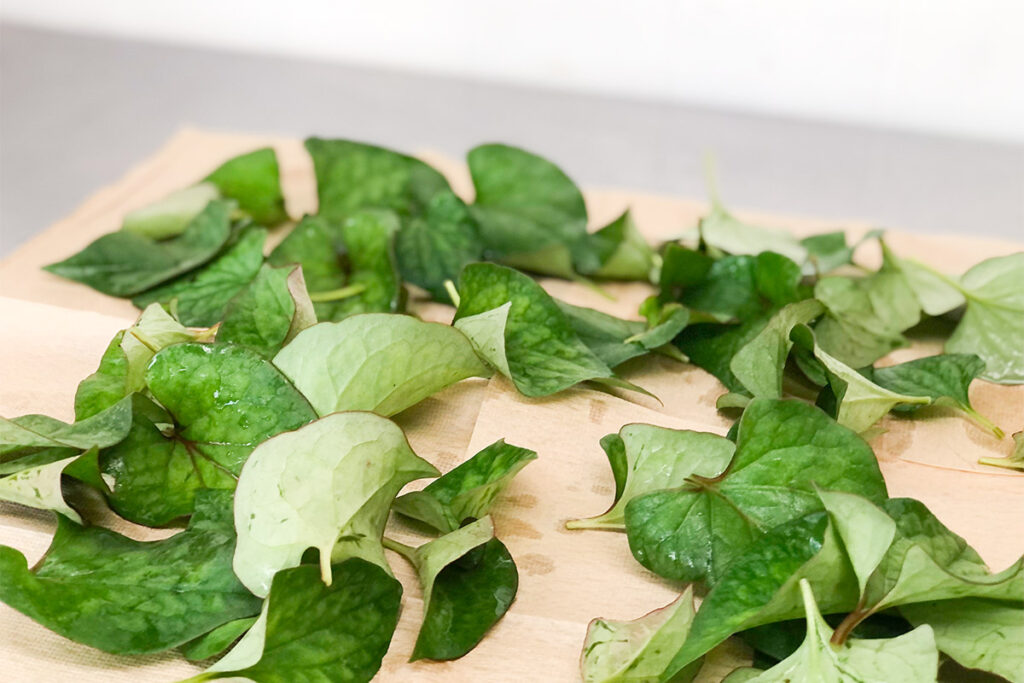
(3, 0), (1024, 142)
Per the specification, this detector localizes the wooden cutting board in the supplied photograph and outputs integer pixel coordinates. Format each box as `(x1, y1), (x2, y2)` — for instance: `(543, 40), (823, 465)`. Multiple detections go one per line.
(1, 129), (1021, 683)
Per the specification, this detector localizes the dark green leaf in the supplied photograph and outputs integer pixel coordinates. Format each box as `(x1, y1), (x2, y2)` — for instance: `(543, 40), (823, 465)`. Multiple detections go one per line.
(395, 190), (483, 301)
(453, 263), (618, 396)
(44, 199), (234, 297)
(181, 617), (258, 662)
(556, 300), (688, 369)
(132, 226), (267, 327)
(216, 264), (316, 358)
(624, 399), (886, 584)
(328, 209), (404, 317)
(100, 345), (315, 525)
(267, 213), (348, 319)
(468, 143), (589, 277)
(204, 147), (288, 226)
(870, 353), (1002, 437)
(393, 439), (537, 534)
(198, 559), (402, 683)
(305, 137), (450, 221)
(0, 490), (261, 654)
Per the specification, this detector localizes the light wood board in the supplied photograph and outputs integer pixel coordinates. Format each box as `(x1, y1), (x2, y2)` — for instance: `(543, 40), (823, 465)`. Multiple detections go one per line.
(1, 129), (1021, 682)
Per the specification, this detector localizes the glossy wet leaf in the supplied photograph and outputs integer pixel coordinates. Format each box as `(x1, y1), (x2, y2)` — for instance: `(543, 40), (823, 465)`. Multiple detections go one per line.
(870, 353), (1002, 437)
(945, 252), (1024, 383)
(581, 587), (699, 683)
(582, 210), (657, 281)
(116, 302), (199, 399)
(0, 395), (132, 461)
(395, 190), (483, 301)
(567, 425), (734, 531)
(624, 399), (886, 584)
(204, 147), (288, 226)
(232, 412), (438, 597)
(306, 137), (450, 221)
(397, 518), (519, 661)
(132, 226), (267, 327)
(813, 270), (921, 368)
(453, 263), (619, 396)
(734, 580), (938, 683)
(901, 598), (1024, 683)
(730, 299), (824, 398)
(393, 439), (537, 534)
(0, 490), (260, 654)
(44, 199), (234, 297)
(273, 314), (489, 417)
(196, 559), (402, 683)
(217, 264), (315, 358)
(121, 183), (221, 240)
(102, 344), (316, 525)
(468, 143), (590, 277)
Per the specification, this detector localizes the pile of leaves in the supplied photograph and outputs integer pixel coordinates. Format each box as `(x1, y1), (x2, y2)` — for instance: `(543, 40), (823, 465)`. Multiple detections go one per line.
(2, 138), (1022, 682)
(572, 400), (1022, 682)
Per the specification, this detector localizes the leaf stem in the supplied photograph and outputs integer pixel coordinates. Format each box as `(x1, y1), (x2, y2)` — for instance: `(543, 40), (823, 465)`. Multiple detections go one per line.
(382, 536), (418, 562)
(830, 600), (869, 647)
(443, 280), (461, 307)
(308, 283), (366, 303)
(564, 516), (626, 532)
(960, 406), (1005, 440)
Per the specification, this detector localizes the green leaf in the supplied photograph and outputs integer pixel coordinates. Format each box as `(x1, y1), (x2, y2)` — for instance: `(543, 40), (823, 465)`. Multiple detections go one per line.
(699, 193), (807, 265)
(328, 209), (404, 317)
(393, 439), (537, 534)
(216, 264), (315, 358)
(676, 314), (773, 393)
(556, 300), (689, 369)
(232, 412), (439, 597)
(467, 143), (590, 277)
(624, 399), (886, 584)
(567, 425), (734, 531)
(44, 199), (234, 297)
(735, 580), (938, 682)
(582, 210), (657, 281)
(118, 302), (200, 397)
(196, 559), (402, 683)
(730, 299), (824, 398)
(813, 270), (922, 368)
(180, 616), (258, 662)
(267, 213), (348, 318)
(945, 253), (1024, 383)
(980, 430), (1024, 471)
(580, 588), (701, 683)
(453, 263), (619, 396)
(132, 226), (267, 327)
(101, 344), (315, 525)
(0, 395), (132, 461)
(870, 353), (1002, 437)
(791, 325), (931, 433)
(73, 332), (131, 420)
(660, 512), (860, 680)
(395, 190), (483, 301)
(800, 229), (883, 276)
(901, 598), (1024, 683)
(273, 314), (489, 417)
(880, 242), (965, 317)
(204, 147), (288, 226)
(0, 448), (97, 522)
(305, 137), (450, 221)
(121, 183), (221, 240)
(388, 518), (518, 662)
(0, 490), (260, 654)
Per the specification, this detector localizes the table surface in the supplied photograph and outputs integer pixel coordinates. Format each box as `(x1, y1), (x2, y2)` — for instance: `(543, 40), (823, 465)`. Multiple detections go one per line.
(2, 21), (1023, 258)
